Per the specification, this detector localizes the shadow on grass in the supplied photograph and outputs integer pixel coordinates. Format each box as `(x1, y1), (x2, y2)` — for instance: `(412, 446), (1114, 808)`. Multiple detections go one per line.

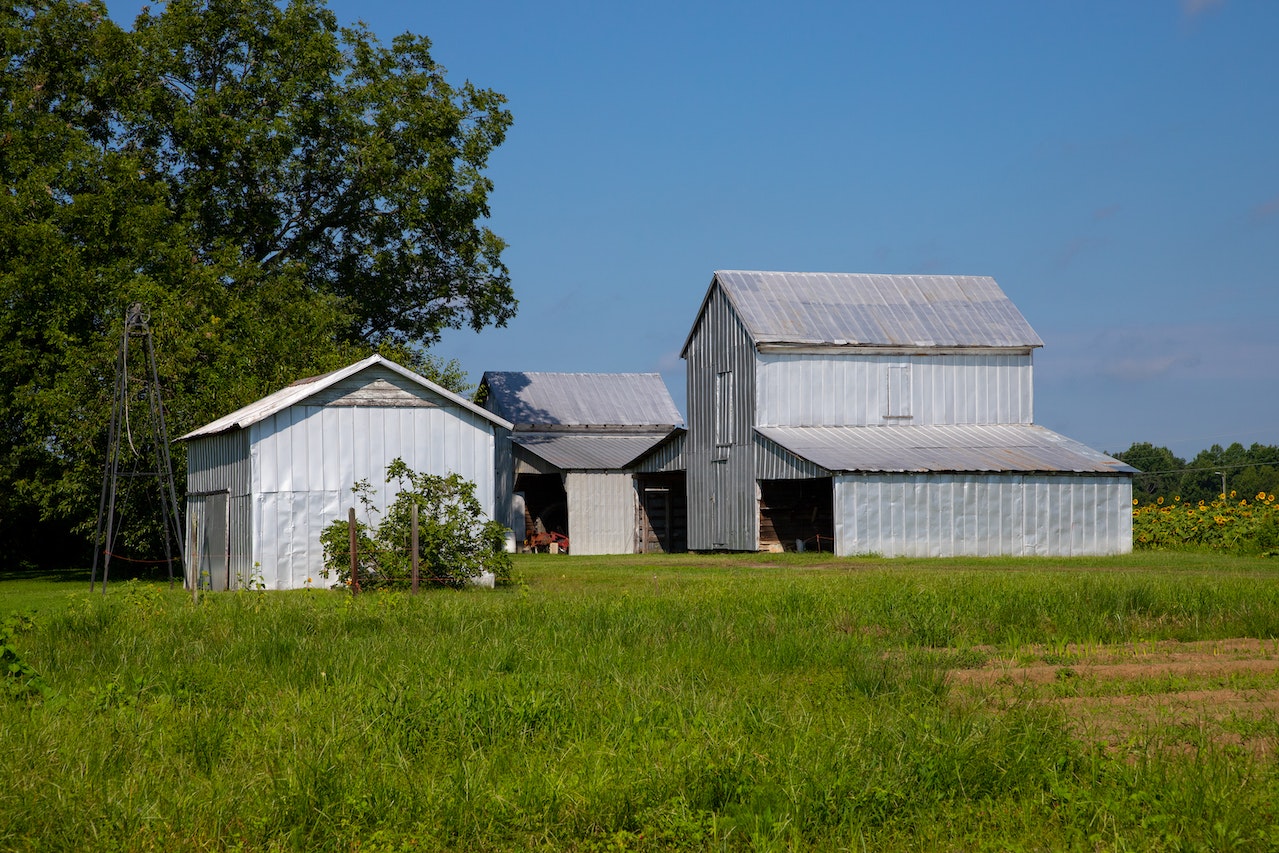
(0, 562), (180, 585)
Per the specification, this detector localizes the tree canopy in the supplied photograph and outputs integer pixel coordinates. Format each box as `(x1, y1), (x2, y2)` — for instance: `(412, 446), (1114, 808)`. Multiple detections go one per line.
(1113, 442), (1279, 506)
(1, 0), (514, 567)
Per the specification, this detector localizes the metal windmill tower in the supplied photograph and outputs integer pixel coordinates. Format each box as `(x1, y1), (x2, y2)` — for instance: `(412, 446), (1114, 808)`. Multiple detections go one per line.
(90, 304), (184, 592)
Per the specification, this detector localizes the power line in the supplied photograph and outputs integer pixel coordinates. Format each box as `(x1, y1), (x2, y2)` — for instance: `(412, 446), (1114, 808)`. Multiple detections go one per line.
(1132, 461), (1276, 476)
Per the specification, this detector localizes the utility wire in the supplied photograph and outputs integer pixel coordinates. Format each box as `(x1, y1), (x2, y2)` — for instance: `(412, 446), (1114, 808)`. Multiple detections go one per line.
(1133, 461), (1277, 476)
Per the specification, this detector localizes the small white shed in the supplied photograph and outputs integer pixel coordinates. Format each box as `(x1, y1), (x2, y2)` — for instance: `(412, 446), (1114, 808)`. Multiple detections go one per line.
(179, 355), (512, 590)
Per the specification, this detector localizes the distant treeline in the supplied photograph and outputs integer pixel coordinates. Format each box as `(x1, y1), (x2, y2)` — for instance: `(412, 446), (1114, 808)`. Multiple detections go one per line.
(1113, 442), (1279, 505)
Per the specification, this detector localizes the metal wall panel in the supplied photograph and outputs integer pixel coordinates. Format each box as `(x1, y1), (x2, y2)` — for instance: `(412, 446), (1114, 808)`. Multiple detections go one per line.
(565, 471), (636, 554)
(685, 283), (758, 550)
(833, 473), (1132, 557)
(754, 431), (830, 480)
(494, 426), (515, 529)
(630, 430), (686, 474)
(757, 352), (1033, 427)
(186, 430), (251, 495)
(248, 403), (498, 589)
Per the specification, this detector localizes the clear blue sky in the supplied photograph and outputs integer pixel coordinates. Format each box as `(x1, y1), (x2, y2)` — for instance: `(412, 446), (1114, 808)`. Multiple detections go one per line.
(107, 0), (1278, 461)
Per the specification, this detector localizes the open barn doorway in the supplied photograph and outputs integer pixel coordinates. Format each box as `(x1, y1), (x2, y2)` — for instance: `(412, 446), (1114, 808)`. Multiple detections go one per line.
(515, 472), (568, 550)
(759, 478), (834, 552)
(635, 473), (687, 553)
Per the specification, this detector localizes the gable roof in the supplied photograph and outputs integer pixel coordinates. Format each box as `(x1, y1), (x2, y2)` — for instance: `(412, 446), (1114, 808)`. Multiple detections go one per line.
(180, 354), (511, 441)
(480, 371), (682, 428)
(683, 271), (1044, 353)
(756, 424), (1135, 475)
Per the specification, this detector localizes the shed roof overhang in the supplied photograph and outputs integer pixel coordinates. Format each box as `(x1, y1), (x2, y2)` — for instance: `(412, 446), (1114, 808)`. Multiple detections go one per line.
(756, 424), (1137, 476)
(510, 430), (672, 472)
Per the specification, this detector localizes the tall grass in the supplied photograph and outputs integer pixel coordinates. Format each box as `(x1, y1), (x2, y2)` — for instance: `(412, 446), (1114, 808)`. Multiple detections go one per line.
(1, 553), (1277, 850)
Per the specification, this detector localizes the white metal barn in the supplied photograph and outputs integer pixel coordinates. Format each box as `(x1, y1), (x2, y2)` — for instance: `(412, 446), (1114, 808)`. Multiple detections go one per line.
(682, 271), (1135, 557)
(479, 372), (685, 554)
(180, 355), (513, 590)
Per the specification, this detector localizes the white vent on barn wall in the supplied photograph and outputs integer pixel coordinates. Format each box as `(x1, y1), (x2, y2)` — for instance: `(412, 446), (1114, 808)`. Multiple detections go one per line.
(884, 365), (912, 420)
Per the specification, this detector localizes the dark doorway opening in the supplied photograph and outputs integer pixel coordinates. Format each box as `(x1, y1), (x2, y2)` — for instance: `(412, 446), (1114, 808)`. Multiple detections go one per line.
(515, 472), (568, 543)
(759, 478), (834, 552)
(635, 473), (687, 553)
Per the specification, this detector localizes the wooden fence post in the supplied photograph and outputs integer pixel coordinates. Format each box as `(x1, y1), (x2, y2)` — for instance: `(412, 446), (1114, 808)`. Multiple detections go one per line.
(349, 507), (361, 594)
(411, 501), (420, 594)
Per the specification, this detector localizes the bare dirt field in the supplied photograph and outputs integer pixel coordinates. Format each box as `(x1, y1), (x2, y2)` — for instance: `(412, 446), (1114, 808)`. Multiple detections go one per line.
(951, 639), (1279, 758)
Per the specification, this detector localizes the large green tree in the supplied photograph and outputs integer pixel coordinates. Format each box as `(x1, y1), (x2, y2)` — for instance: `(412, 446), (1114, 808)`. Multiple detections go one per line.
(1111, 443), (1185, 502)
(1, 0), (513, 568)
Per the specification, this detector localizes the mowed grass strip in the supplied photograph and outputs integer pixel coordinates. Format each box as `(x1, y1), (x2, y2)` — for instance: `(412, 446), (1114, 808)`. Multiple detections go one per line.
(2, 553), (1278, 851)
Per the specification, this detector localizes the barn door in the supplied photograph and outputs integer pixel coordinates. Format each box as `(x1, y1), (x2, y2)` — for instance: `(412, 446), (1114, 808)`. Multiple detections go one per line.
(188, 491), (230, 591)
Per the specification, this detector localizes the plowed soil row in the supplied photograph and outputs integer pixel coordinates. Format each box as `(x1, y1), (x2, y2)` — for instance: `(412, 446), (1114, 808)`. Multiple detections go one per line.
(951, 638), (1279, 758)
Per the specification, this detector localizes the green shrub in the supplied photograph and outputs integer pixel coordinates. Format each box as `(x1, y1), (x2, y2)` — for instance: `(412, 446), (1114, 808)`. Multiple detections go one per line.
(320, 459), (512, 590)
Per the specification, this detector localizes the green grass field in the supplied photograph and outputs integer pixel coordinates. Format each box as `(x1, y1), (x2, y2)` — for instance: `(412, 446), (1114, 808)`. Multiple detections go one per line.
(3, 552), (1279, 851)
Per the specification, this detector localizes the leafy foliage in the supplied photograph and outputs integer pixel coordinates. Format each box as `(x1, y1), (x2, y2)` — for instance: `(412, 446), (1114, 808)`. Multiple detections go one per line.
(1, 0), (510, 565)
(1, 612), (49, 700)
(320, 459), (511, 590)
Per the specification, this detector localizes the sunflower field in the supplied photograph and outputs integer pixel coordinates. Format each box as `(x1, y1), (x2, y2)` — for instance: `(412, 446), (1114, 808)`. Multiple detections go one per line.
(1133, 491), (1279, 554)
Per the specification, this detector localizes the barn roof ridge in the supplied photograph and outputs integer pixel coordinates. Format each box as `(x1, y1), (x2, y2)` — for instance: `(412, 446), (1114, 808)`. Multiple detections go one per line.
(681, 270), (1044, 355)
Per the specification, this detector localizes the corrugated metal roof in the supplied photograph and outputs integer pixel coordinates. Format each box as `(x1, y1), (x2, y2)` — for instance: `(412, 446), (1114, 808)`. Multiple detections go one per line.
(512, 432), (670, 471)
(689, 271), (1043, 350)
(756, 424), (1135, 475)
(180, 355), (512, 440)
(481, 372), (682, 427)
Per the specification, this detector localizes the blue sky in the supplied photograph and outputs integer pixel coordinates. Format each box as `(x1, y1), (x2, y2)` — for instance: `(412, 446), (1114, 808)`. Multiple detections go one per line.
(107, 0), (1278, 461)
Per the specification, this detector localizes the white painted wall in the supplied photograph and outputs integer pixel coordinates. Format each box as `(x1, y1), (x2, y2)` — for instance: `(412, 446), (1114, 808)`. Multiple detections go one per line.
(833, 473), (1132, 558)
(756, 352), (1033, 427)
(249, 404), (497, 589)
(566, 471), (636, 555)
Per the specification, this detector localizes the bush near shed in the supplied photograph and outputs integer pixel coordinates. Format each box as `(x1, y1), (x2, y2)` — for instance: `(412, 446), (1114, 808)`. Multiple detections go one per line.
(1133, 491), (1279, 554)
(320, 459), (512, 589)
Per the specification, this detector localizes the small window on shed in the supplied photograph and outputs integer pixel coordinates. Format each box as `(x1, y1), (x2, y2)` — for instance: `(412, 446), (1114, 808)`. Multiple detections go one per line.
(884, 365), (912, 420)
(714, 370), (733, 459)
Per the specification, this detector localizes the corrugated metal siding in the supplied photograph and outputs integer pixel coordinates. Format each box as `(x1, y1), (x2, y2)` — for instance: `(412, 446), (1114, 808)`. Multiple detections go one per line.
(713, 271), (1043, 348)
(249, 403), (497, 589)
(685, 283), (758, 550)
(494, 426), (515, 529)
(481, 372), (682, 427)
(757, 352), (1033, 426)
(754, 431), (830, 480)
(182, 492), (253, 590)
(228, 495), (252, 584)
(566, 471), (636, 554)
(630, 430), (686, 473)
(832, 473), (1132, 557)
(186, 430), (251, 495)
